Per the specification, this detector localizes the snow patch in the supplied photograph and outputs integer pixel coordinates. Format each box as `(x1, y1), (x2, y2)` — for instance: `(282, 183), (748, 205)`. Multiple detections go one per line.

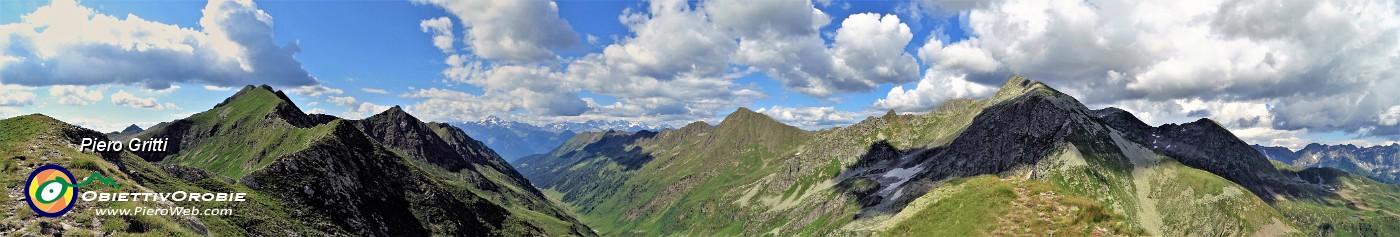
(878, 164), (925, 197)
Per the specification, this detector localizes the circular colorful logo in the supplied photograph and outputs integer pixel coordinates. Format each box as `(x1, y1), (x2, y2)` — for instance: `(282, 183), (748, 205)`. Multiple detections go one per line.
(25, 164), (77, 217)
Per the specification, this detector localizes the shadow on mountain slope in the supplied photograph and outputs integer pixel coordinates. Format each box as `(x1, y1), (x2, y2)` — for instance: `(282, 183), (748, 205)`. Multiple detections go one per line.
(834, 75), (1354, 221)
(579, 130), (658, 171)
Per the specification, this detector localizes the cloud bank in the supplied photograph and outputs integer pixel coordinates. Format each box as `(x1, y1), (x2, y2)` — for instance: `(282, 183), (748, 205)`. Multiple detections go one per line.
(885, 0), (1400, 144)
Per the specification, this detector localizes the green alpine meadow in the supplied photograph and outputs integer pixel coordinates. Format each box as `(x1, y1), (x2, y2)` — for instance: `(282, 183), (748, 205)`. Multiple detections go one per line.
(516, 76), (1400, 236)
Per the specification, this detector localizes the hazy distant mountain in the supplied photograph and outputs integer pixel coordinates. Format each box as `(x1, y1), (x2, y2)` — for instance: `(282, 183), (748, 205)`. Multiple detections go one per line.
(451, 117), (575, 162)
(452, 116), (669, 162)
(517, 75), (1400, 236)
(103, 124), (145, 140)
(1253, 143), (1400, 184)
(119, 124), (143, 133)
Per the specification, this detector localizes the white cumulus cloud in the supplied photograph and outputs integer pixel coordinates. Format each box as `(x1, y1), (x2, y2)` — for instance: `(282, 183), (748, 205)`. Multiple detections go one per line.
(756, 106), (866, 130)
(0, 0), (318, 90)
(419, 17), (455, 53)
(403, 88), (516, 122)
(413, 0), (579, 62)
(111, 90), (179, 110)
(0, 84), (36, 106)
(49, 85), (103, 105)
(710, 0), (920, 97)
(889, 0), (1400, 138)
(1380, 106), (1400, 126)
(874, 69), (997, 112)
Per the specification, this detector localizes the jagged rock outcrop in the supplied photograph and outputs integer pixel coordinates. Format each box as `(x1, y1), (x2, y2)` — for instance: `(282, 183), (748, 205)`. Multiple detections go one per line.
(353, 106), (474, 171)
(244, 120), (509, 236)
(1095, 110), (1286, 197)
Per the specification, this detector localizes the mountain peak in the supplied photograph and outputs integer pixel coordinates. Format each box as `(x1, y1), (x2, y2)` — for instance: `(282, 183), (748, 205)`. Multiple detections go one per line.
(214, 84), (297, 109)
(355, 105), (478, 171)
(1187, 117), (1226, 130)
(1092, 107), (1154, 131)
(717, 107), (803, 133)
(201, 84), (317, 128)
(996, 74), (1037, 92)
(728, 106), (761, 119)
(680, 121), (712, 130)
(719, 107), (774, 126)
(384, 105), (406, 114)
(480, 115), (507, 124)
(984, 75), (1087, 114)
(121, 124), (143, 133)
(369, 105), (416, 121)
(728, 106), (760, 116)
(990, 74), (1068, 102)
(8, 113), (60, 124)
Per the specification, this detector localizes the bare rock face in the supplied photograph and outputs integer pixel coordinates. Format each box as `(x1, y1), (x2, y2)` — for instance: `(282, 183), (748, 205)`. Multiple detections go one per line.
(246, 121), (506, 236)
(1092, 108), (1298, 198)
(913, 85), (1086, 179)
(353, 106), (473, 171)
(884, 74), (1294, 201)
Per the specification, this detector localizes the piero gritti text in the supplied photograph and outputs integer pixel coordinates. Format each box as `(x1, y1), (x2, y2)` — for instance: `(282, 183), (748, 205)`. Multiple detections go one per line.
(80, 137), (171, 152)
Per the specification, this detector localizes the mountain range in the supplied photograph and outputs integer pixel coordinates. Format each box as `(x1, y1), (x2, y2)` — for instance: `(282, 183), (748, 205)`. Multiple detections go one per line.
(516, 75), (1400, 236)
(451, 117), (576, 163)
(453, 116), (670, 162)
(1254, 143), (1400, 184)
(0, 85), (592, 236)
(3, 78), (1398, 236)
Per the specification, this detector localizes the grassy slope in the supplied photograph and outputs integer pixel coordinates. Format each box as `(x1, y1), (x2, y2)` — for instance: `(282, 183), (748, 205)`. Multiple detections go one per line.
(148, 87), (335, 179)
(1274, 168), (1400, 236)
(414, 120), (593, 235)
(529, 75), (1400, 236)
(5, 86), (595, 235)
(883, 130), (1286, 236)
(883, 175), (1132, 236)
(165, 88), (590, 235)
(1044, 124), (1289, 236)
(530, 99), (993, 236)
(526, 110), (815, 235)
(0, 114), (305, 236)
(535, 80), (1075, 236)
(2, 116), (587, 236)
(402, 156), (594, 236)
(528, 84), (1010, 236)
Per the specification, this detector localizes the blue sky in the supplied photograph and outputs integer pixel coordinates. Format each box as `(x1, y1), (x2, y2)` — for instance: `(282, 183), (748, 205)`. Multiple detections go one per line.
(1, 0), (1398, 150)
